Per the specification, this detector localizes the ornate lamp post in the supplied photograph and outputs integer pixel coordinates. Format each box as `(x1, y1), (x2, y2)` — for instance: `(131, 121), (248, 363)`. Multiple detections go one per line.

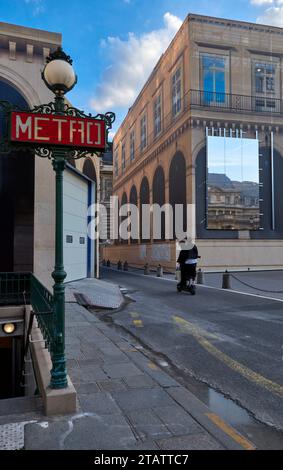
(41, 48), (78, 389)
(40, 47), (114, 389)
(0, 47), (114, 390)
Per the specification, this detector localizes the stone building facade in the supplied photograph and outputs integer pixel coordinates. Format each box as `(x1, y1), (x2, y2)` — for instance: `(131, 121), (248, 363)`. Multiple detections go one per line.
(104, 14), (283, 271)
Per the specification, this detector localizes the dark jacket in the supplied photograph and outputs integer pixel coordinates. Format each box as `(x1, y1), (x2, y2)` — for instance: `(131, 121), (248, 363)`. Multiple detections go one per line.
(177, 245), (198, 265)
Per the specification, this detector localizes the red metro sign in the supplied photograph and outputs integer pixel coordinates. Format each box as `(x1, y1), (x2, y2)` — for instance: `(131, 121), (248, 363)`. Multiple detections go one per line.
(10, 111), (106, 151)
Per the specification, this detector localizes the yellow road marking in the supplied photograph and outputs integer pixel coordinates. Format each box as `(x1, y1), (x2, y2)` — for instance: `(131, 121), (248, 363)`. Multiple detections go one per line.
(173, 316), (220, 340)
(133, 319), (143, 328)
(173, 315), (283, 399)
(206, 413), (255, 450)
(147, 362), (160, 370)
(120, 347), (139, 353)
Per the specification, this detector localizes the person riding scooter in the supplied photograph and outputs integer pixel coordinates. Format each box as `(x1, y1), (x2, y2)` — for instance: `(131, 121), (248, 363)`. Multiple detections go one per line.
(177, 239), (200, 295)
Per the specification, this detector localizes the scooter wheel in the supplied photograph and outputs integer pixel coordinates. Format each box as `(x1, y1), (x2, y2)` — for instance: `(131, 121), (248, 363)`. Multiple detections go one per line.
(190, 285), (196, 295)
(177, 285), (182, 292)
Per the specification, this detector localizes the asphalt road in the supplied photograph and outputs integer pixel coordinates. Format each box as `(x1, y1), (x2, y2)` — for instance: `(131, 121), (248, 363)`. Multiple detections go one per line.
(100, 267), (283, 446)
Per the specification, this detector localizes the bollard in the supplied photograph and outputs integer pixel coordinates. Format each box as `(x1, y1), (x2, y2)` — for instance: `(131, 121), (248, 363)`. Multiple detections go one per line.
(102, 259), (106, 266)
(156, 264), (163, 277)
(197, 268), (204, 285)
(117, 260), (122, 270)
(106, 259), (110, 267)
(222, 270), (231, 289)
(123, 261), (129, 271)
(144, 263), (149, 275)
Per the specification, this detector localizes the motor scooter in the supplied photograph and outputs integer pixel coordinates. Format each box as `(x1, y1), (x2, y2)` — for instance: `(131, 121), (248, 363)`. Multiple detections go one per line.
(176, 256), (201, 295)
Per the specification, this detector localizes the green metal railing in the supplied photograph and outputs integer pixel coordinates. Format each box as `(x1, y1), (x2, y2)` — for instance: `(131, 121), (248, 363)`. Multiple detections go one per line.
(0, 272), (54, 352)
(0, 272), (31, 306)
(30, 274), (54, 351)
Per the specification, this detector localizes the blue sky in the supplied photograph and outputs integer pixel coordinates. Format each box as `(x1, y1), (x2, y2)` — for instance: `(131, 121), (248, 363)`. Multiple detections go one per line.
(1, 0), (282, 135)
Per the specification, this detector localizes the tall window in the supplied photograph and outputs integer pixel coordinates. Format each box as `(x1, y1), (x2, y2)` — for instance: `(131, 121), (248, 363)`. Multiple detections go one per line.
(130, 130), (135, 161)
(121, 143), (126, 173)
(154, 94), (162, 136)
(114, 148), (119, 177)
(140, 115), (147, 151)
(201, 54), (226, 104)
(254, 62), (277, 111)
(172, 68), (182, 117)
(255, 62), (275, 94)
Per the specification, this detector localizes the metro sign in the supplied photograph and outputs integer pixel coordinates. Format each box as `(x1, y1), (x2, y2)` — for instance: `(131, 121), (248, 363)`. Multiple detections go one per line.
(10, 111), (106, 151)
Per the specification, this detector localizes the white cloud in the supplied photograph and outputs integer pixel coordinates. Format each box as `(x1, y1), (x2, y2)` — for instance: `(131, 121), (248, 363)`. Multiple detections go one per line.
(250, 0), (283, 26)
(257, 6), (283, 25)
(251, 0), (274, 5)
(24, 0), (45, 16)
(90, 12), (182, 113)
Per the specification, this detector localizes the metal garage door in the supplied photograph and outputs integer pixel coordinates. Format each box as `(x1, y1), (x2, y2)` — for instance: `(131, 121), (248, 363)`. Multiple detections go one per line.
(63, 170), (88, 282)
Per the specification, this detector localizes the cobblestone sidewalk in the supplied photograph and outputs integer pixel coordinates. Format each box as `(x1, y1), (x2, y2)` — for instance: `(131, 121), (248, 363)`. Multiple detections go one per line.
(24, 299), (254, 450)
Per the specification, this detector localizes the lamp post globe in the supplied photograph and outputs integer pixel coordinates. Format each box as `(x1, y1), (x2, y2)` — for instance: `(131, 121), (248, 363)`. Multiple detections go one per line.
(42, 47), (77, 96)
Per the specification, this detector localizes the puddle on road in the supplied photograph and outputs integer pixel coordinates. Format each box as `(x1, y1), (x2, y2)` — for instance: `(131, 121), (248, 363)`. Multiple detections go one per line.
(96, 309), (283, 450)
(179, 372), (283, 450)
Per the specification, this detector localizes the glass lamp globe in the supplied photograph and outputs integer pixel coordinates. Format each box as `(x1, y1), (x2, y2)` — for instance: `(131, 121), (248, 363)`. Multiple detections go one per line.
(43, 53), (77, 95)
(3, 323), (16, 334)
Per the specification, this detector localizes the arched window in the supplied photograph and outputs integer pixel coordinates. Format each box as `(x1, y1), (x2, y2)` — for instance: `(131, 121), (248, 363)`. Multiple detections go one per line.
(169, 152), (187, 239)
(139, 177), (150, 243)
(83, 158), (97, 182)
(120, 192), (128, 244)
(152, 166), (165, 241)
(129, 185), (138, 243)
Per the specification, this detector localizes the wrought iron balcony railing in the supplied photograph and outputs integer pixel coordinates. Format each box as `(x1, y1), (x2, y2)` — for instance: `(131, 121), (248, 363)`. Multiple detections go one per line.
(189, 89), (283, 115)
(114, 89), (283, 180)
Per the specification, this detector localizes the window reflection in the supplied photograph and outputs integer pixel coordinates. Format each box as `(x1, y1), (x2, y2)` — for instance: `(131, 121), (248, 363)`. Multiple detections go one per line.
(201, 54), (227, 105)
(254, 61), (277, 112)
(207, 135), (260, 230)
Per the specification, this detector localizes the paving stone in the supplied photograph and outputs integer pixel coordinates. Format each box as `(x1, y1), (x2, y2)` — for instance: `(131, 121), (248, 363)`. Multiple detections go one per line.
(99, 345), (126, 356)
(102, 363), (143, 379)
(77, 354), (103, 365)
(66, 350), (86, 361)
(157, 433), (224, 450)
(25, 421), (70, 450)
(147, 370), (180, 388)
(122, 374), (155, 389)
(97, 326), (124, 341)
(64, 414), (136, 450)
(136, 362), (180, 387)
(78, 365), (108, 381)
(69, 366), (107, 384)
(75, 382), (100, 395)
(126, 440), (159, 450)
(153, 405), (203, 436)
(98, 379), (128, 393)
(66, 359), (79, 369)
(67, 278), (123, 310)
(127, 410), (171, 440)
(0, 397), (42, 416)
(69, 368), (91, 384)
(65, 336), (81, 346)
(100, 352), (130, 365)
(112, 388), (176, 412)
(66, 321), (90, 327)
(83, 338), (110, 347)
(126, 351), (179, 387)
(78, 393), (122, 415)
